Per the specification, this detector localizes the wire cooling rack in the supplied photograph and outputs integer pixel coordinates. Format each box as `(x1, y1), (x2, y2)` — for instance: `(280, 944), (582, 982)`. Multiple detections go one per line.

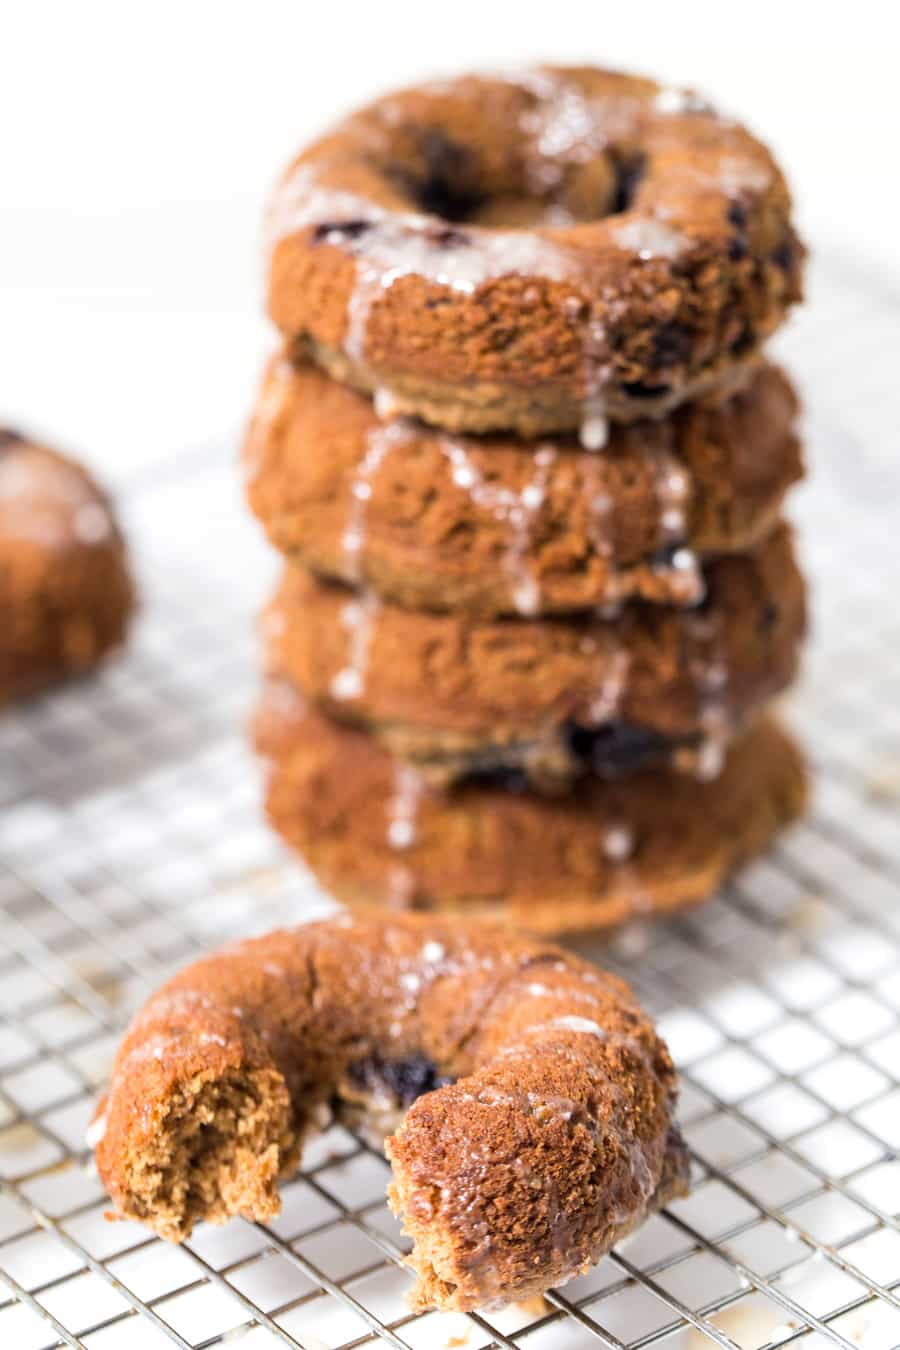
(2, 256), (899, 1350)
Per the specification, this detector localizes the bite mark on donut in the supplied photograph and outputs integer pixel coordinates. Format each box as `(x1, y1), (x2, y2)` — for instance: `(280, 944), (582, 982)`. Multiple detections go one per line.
(111, 1067), (294, 1242)
(93, 919), (691, 1310)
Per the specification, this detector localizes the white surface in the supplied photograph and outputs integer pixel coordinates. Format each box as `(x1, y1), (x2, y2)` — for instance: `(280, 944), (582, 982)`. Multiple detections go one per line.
(1, 0), (899, 477)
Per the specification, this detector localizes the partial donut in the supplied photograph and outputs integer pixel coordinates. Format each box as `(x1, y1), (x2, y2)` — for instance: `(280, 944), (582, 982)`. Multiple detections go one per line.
(0, 429), (134, 705)
(263, 523), (806, 787)
(266, 68), (804, 437)
(92, 913), (688, 1311)
(256, 687), (807, 933)
(244, 358), (802, 616)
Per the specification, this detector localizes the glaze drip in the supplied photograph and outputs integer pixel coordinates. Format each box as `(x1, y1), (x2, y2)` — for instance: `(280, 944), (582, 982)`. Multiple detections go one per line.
(439, 437), (557, 615)
(330, 593), (379, 702)
(651, 444), (691, 543)
(387, 763), (424, 851)
(342, 420), (414, 583)
(588, 649), (630, 726)
(683, 606), (732, 780)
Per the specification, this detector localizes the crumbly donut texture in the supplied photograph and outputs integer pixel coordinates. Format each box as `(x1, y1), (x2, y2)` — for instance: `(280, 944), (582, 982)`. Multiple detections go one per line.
(92, 913), (689, 1311)
(263, 523), (805, 787)
(266, 68), (804, 436)
(244, 358), (802, 616)
(0, 429), (134, 704)
(256, 689), (807, 933)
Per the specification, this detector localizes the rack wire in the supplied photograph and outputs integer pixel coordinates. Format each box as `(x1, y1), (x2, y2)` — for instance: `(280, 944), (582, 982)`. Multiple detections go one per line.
(1, 256), (899, 1349)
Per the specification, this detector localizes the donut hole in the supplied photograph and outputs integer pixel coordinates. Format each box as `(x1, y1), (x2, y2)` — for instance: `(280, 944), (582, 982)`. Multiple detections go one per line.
(345, 1053), (455, 1108)
(565, 720), (678, 776)
(404, 128), (487, 223)
(389, 125), (646, 228)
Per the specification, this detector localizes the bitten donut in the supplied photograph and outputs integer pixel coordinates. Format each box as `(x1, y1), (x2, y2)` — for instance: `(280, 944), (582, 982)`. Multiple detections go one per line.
(0, 429), (134, 705)
(266, 68), (804, 437)
(92, 914), (689, 1311)
(245, 358), (802, 616)
(256, 687), (807, 933)
(264, 523), (806, 786)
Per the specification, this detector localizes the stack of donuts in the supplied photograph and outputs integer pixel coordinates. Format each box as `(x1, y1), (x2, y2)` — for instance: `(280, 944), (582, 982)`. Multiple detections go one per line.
(244, 67), (809, 934)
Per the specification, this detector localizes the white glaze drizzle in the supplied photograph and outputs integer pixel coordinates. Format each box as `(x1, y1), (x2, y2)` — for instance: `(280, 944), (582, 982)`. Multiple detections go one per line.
(651, 445), (691, 542)
(386, 863), (416, 910)
(439, 437), (556, 615)
(684, 608), (731, 780)
(659, 545), (704, 606)
(387, 763), (424, 851)
(580, 405), (609, 452)
(716, 154), (773, 195)
(585, 458), (614, 564)
(515, 70), (615, 191)
(330, 593), (379, 703)
(546, 1015), (608, 1037)
(373, 386), (398, 419)
(503, 68), (646, 187)
(602, 824), (635, 863)
(508, 446), (555, 615)
(653, 86), (715, 117)
(341, 419), (413, 583)
(609, 217), (686, 261)
(588, 648), (630, 725)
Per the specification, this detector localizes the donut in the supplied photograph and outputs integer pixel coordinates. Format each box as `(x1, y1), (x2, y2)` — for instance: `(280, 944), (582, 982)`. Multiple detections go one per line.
(92, 913), (689, 1310)
(263, 523), (805, 787)
(244, 357), (802, 616)
(266, 69), (804, 438)
(0, 429), (134, 705)
(256, 687), (806, 933)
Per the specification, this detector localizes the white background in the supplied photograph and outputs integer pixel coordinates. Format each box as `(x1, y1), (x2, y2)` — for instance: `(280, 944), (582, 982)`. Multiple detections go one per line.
(1, 0), (898, 479)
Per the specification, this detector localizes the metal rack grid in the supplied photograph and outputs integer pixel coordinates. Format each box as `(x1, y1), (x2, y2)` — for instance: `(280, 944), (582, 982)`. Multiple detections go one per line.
(1, 257), (899, 1349)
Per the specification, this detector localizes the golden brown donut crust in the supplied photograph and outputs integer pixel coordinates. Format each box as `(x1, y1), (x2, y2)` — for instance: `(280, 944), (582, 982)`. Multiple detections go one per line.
(256, 688), (807, 934)
(93, 913), (687, 1311)
(244, 358), (802, 615)
(266, 68), (804, 436)
(0, 430), (134, 705)
(264, 523), (806, 786)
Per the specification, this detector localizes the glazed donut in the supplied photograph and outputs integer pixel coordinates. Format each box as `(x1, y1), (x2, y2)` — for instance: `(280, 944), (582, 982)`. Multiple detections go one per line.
(0, 429), (134, 705)
(244, 357), (802, 616)
(256, 689), (807, 933)
(264, 523), (806, 787)
(92, 913), (688, 1310)
(266, 69), (804, 438)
